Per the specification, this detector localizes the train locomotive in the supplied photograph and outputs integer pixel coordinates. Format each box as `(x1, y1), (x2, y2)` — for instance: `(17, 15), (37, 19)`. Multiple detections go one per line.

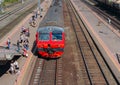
(96, 0), (120, 13)
(36, 26), (65, 58)
(35, 0), (65, 58)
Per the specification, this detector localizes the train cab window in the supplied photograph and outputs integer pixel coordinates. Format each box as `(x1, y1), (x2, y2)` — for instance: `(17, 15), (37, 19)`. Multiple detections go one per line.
(39, 33), (50, 40)
(52, 33), (62, 40)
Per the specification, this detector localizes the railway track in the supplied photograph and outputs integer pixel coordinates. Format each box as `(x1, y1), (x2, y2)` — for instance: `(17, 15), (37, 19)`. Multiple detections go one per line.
(83, 0), (120, 30)
(29, 57), (62, 85)
(25, 0), (64, 84)
(0, 0), (36, 21)
(65, 0), (119, 84)
(0, 0), (38, 39)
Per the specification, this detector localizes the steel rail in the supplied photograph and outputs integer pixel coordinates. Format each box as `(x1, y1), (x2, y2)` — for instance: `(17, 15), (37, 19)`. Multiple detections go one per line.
(28, 57), (44, 85)
(38, 59), (57, 85)
(0, 0), (36, 21)
(65, 0), (118, 84)
(66, 0), (94, 84)
(69, 1), (109, 84)
(55, 57), (62, 85)
(29, 54), (63, 85)
(0, 2), (38, 39)
(69, 0), (119, 84)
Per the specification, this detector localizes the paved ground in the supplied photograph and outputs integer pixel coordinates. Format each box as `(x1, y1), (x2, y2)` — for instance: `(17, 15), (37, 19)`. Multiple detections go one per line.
(0, 0), (52, 85)
(71, 0), (120, 81)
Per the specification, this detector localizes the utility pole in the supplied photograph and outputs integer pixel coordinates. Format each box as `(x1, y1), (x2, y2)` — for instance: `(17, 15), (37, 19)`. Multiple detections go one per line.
(38, 0), (42, 17)
(0, 0), (4, 13)
(38, 0), (40, 11)
(22, 0), (24, 4)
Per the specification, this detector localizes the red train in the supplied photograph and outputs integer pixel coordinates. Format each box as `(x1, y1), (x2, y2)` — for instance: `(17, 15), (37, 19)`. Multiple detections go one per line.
(35, 26), (65, 58)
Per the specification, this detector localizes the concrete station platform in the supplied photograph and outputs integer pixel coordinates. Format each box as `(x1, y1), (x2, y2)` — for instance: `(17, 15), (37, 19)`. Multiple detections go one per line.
(71, 0), (120, 82)
(0, 0), (52, 85)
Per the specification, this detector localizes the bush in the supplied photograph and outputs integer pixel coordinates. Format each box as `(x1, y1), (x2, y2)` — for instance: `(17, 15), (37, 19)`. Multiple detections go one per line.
(2, 0), (19, 6)
(4, 0), (19, 3)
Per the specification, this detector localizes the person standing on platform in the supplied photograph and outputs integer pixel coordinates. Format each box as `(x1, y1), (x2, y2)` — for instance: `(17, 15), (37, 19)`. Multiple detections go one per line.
(32, 15), (37, 26)
(29, 17), (32, 25)
(25, 28), (30, 37)
(10, 60), (15, 74)
(7, 38), (11, 49)
(20, 33), (25, 43)
(23, 48), (28, 57)
(35, 11), (38, 18)
(32, 15), (35, 22)
(23, 41), (29, 51)
(14, 60), (19, 73)
(17, 40), (20, 52)
(108, 18), (111, 24)
(24, 36), (29, 43)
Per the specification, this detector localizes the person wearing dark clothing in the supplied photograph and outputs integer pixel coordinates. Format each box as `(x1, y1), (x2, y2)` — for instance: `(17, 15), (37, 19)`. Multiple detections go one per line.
(24, 36), (29, 43)
(25, 28), (30, 37)
(23, 42), (29, 50)
(20, 34), (24, 43)
(31, 15), (36, 26)
(35, 11), (38, 18)
(17, 40), (20, 52)
(32, 15), (35, 21)
(21, 26), (26, 34)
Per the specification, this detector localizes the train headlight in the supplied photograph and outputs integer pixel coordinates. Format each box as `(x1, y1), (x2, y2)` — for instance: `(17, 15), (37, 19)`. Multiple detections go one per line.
(58, 44), (61, 47)
(58, 44), (64, 48)
(40, 44), (44, 48)
(37, 44), (43, 48)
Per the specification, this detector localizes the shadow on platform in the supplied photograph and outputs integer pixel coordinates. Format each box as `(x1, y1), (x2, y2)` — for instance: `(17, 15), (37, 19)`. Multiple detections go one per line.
(0, 55), (20, 77)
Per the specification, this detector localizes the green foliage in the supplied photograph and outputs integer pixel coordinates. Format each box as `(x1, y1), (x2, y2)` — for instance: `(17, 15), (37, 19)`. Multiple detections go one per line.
(4, 0), (19, 3)
(3, 0), (19, 4)
(2, 0), (19, 6)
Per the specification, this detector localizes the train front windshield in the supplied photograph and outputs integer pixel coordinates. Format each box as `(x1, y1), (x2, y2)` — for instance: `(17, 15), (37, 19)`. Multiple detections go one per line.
(52, 33), (62, 40)
(39, 33), (50, 40)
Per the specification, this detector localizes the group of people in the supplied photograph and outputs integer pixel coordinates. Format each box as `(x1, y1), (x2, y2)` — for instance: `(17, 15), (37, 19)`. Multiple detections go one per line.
(29, 12), (38, 27)
(6, 26), (30, 52)
(7, 10), (41, 74)
(7, 26), (30, 75)
(29, 10), (42, 27)
(6, 26), (30, 57)
(10, 60), (19, 74)
(7, 26), (30, 74)
(19, 26), (30, 57)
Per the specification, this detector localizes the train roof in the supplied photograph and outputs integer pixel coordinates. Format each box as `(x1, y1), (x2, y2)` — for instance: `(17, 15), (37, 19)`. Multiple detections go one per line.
(37, 26), (64, 33)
